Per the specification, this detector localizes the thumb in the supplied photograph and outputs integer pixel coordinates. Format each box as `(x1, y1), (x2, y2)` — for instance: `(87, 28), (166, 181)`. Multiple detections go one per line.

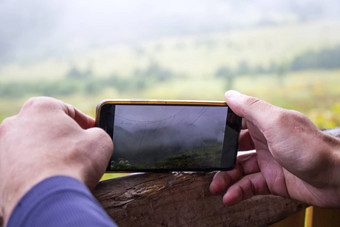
(82, 127), (113, 189)
(85, 127), (113, 165)
(225, 90), (279, 131)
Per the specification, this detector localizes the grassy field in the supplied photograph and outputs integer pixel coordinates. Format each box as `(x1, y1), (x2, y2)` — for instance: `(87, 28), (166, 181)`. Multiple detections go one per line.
(1, 20), (340, 82)
(1, 69), (339, 129)
(2, 69), (339, 181)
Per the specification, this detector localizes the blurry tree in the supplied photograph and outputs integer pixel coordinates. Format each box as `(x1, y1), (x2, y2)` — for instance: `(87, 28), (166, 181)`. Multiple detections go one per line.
(291, 46), (340, 71)
(216, 66), (236, 90)
(268, 62), (277, 74)
(134, 46), (145, 56)
(66, 65), (92, 79)
(85, 79), (102, 95)
(133, 69), (148, 91)
(144, 62), (174, 83)
(276, 62), (290, 87)
(254, 65), (266, 75)
(104, 74), (131, 92)
(237, 60), (251, 75)
(0, 82), (28, 98)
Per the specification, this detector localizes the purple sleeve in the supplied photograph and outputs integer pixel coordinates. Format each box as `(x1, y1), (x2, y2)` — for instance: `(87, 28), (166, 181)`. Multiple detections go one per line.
(7, 176), (117, 227)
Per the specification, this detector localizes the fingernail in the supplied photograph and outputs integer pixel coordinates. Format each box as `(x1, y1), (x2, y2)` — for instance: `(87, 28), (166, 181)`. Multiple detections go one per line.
(225, 90), (242, 99)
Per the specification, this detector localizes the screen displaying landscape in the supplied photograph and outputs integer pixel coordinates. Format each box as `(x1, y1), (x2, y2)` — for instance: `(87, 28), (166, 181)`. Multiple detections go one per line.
(110, 105), (228, 170)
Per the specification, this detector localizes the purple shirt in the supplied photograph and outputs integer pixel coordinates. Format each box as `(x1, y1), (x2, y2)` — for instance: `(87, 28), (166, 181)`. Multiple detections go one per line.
(7, 176), (117, 227)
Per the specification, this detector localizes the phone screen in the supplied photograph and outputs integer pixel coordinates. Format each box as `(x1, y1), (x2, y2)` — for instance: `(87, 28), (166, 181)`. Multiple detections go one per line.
(100, 103), (241, 171)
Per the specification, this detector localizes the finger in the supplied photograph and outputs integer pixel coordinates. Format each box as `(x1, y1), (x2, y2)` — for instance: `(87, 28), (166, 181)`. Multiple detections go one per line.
(224, 90), (279, 132)
(20, 97), (95, 129)
(210, 168), (242, 194)
(62, 103), (95, 129)
(237, 153), (259, 172)
(238, 130), (255, 151)
(223, 172), (270, 206)
(210, 153), (259, 194)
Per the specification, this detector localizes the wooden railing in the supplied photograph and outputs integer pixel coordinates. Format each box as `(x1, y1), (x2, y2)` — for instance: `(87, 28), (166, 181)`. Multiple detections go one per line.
(94, 172), (306, 226)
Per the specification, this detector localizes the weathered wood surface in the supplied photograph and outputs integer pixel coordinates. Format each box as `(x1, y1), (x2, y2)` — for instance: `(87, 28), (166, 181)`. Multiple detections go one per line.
(94, 172), (306, 227)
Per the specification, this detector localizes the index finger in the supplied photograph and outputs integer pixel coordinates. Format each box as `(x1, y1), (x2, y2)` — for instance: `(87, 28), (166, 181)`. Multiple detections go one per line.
(20, 97), (95, 129)
(210, 153), (259, 194)
(62, 103), (95, 129)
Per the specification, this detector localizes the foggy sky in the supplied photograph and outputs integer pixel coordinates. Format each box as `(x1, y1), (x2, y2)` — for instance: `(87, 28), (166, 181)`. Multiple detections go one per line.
(1, 0), (340, 63)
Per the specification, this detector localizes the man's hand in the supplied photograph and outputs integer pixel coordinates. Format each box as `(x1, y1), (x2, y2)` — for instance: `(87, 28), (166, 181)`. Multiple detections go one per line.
(210, 91), (340, 208)
(0, 97), (113, 223)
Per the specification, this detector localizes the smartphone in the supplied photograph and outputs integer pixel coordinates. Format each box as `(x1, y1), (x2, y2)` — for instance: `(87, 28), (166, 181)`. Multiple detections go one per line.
(96, 99), (242, 172)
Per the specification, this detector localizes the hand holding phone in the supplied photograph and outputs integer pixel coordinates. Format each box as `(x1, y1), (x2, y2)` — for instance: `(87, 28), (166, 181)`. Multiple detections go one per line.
(96, 100), (242, 172)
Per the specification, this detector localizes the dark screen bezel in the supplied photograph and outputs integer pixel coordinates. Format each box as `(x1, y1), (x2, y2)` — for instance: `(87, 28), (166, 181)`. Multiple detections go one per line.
(97, 102), (241, 172)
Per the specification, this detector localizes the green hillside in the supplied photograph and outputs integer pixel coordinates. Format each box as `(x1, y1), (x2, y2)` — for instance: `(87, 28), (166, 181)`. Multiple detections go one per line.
(1, 20), (340, 129)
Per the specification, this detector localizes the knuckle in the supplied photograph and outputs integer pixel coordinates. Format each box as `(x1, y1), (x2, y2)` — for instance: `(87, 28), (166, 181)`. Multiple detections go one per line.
(271, 109), (288, 125)
(0, 116), (16, 135)
(268, 109), (313, 135)
(21, 97), (59, 112)
(288, 110), (309, 123)
(64, 103), (76, 118)
(22, 97), (47, 110)
(245, 96), (262, 107)
(241, 96), (267, 119)
(267, 108), (294, 127)
(260, 108), (289, 134)
(275, 109), (306, 126)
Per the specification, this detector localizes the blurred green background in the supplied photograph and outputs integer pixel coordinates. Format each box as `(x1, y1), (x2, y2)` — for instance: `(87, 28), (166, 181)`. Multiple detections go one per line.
(1, 1), (340, 142)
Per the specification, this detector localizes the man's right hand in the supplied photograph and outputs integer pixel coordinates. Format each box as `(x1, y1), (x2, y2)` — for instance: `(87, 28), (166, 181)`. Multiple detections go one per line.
(210, 91), (340, 208)
(0, 97), (113, 224)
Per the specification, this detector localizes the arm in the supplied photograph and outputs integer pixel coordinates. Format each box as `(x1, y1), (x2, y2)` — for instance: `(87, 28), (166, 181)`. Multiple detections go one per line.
(7, 176), (117, 227)
(210, 91), (340, 207)
(0, 97), (114, 225)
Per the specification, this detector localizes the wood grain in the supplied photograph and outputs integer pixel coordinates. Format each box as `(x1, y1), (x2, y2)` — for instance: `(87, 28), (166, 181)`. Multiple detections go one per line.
(94, 172), (306, 227)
